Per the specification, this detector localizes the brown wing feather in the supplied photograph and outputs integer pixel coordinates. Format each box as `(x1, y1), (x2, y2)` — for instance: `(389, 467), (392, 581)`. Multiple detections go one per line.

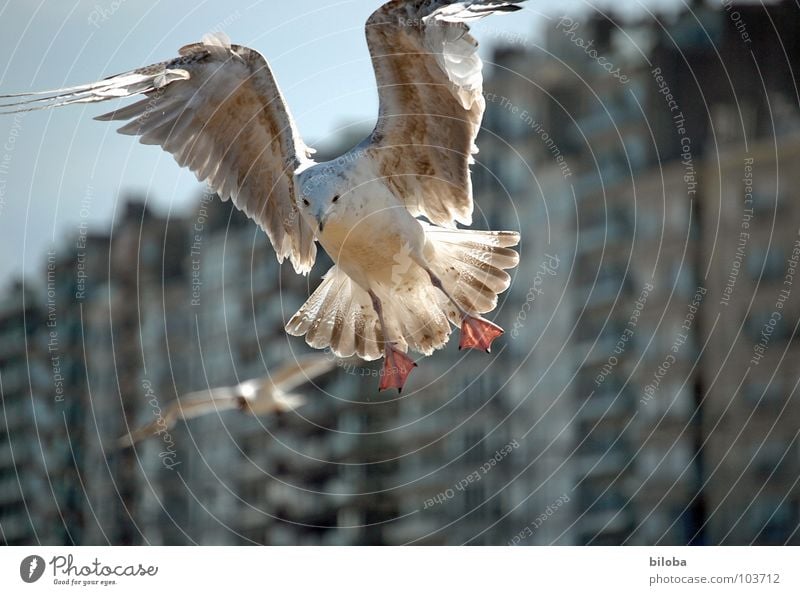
(95, 34), (318, 274)
(365, 1), (525, 227)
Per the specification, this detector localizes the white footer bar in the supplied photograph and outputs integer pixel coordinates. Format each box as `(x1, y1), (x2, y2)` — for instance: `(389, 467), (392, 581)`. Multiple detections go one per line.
(1, 546), (797, 594)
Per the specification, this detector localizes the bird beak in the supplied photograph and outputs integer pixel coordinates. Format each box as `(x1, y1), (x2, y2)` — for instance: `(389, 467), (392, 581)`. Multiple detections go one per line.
(317, 208), (330, 233)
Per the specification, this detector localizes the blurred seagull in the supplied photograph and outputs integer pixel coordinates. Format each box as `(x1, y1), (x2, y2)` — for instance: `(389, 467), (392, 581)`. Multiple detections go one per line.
(118, 355), (335, 447)
(0, 0), (524, 392)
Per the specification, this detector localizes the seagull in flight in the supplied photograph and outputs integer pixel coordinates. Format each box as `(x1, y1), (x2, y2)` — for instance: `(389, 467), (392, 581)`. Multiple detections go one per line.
(118, 355), (335, 447)
(1, 0), (524, 392)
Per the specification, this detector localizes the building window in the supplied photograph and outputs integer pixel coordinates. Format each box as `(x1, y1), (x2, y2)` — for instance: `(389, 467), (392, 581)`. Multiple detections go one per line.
(748, 246), (785, 281)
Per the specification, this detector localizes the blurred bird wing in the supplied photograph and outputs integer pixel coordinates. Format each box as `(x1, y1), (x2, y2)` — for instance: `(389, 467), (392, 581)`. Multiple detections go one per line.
(269, 355), (337, 393)
(272, 392), (308, 412)
(364, 0), (526, 227)
(0, 32), (317, 274)
(118, 356), (333, 447)
(118, 386), (240, 447)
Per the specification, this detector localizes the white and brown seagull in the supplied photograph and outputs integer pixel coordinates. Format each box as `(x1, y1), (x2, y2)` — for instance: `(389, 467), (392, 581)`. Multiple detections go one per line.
(1, 0), (524, 392)
(118, 355), (335, 447)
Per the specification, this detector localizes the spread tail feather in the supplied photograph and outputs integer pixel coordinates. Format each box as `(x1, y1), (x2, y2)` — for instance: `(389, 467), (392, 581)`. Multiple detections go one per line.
(425, 226), (520, 316)
(285, 266), (384, 361)
(286, 227), (519, 360)
(285, 265), (455, 360)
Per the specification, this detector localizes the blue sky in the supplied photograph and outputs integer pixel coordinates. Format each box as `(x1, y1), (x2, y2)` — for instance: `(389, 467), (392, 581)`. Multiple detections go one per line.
(0, 0), (679, 288)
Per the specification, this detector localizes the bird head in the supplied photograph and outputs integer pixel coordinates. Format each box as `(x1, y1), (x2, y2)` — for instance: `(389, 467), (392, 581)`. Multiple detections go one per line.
(296, 164), (347, 233)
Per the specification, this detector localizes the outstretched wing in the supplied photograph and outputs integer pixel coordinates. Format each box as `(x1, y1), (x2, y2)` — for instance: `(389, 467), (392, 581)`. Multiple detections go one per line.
(268, 354), (337, 393)
(117, 386), (240, 448)
(118, 356), (335, 446)
(0, 33), (317, 274)
(365, 0), (526, 227)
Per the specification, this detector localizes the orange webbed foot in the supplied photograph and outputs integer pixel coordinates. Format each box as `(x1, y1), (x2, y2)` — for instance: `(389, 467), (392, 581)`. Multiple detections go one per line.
(379, 346), (417, 393)
(459, 316), (504, 353)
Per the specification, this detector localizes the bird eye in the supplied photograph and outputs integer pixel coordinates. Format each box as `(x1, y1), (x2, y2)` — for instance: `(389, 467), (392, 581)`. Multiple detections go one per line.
(332, 195), (340, 203)
(303, 199), (310, 206)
